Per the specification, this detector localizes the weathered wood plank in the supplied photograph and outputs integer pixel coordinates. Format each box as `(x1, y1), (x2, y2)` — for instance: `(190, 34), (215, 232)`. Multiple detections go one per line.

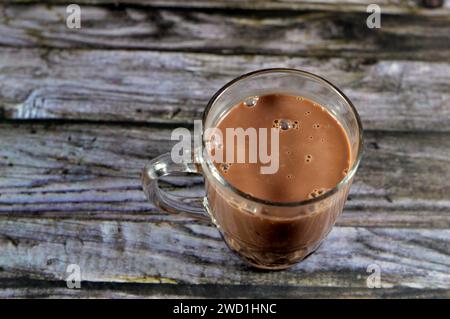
(0, 123), (449, 288)
(1, 49), (449, 131)
(1, 280), (450, 298)
(0, 217), (449, 288)
(1, 5), (450, 61)
(0, 123), (449, 228)
(5, 0), (450, 16)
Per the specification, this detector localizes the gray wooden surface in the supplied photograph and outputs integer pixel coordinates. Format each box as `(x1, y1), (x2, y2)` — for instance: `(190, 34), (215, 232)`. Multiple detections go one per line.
(0, 0), (450, 298)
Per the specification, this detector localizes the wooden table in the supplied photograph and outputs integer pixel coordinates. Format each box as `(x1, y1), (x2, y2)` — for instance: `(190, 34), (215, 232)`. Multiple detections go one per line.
(0, 0), (449, 298)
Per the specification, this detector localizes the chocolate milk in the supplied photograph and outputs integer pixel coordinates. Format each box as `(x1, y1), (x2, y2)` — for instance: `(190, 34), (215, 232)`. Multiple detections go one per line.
(205, 94), (352, 269)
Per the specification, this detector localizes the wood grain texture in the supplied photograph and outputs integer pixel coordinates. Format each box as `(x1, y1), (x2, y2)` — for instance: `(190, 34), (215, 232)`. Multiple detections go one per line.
(1, 124), (449, 290)
(0, 123), (449, 228)
(0, 217), (449, 288)
(1, 280), (450, 298)
(1, 0), (450, 297)
(1, 5), (450, 61)
(5, 0), (450, 16)
(1, 48), (449, 131)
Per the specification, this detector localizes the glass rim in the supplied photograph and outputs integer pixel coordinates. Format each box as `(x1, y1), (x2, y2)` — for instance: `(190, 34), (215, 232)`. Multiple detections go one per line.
(201, 68), (364, 207)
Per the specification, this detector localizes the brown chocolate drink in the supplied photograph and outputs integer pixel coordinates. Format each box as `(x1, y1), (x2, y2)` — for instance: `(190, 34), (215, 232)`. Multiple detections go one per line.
(204, 94), (352, 268)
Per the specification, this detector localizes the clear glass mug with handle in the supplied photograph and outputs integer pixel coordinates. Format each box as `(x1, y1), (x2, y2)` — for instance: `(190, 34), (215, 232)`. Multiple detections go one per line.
(142, 68), (363, 270)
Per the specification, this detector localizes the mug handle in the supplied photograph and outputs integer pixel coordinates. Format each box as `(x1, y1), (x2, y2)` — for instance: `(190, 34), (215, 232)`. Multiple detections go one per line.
(142, 152), (211, 222)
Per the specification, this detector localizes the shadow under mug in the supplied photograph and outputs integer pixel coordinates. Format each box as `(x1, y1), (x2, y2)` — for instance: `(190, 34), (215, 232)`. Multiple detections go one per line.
(142, 68), (363, 270)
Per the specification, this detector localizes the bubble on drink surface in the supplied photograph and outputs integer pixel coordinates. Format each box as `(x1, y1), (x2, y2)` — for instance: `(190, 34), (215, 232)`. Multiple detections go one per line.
(305, 111), (311, 116)
(296, 96), (304, 101)
(308, 135), (313, 141)
(209, 135), (223, 150)
(342, 168), (349, 176)
(308, 188), (328, 199)
(273, 119), (295, 131)
(220, 163), (231, 172)
(313, 123), (321, 129)
(321, 137), (325, 143)
(243, 96), (259, 107)
(279, 119), (291, 130)
(287, 174), (294, 179)
(305, 154), (313, 163)
(292, 120), (300, 130)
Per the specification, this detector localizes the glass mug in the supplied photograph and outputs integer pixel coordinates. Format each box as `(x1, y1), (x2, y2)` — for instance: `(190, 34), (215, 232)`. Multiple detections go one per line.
(142, 68), (363, 270)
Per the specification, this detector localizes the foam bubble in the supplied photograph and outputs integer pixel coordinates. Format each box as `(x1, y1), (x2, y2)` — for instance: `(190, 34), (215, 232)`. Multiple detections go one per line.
(273, 119), (297, 131)
(287, 174), (294, 179)
(308, 188), (328, 199)
(313, 123), (321, 129)
(209, 135), (223, 150)
(305, 111), (311, 116)
(280, 119), (290, 130)
(244, 96), (259, 107)
(220, 163), (231, 172)
(305, 154), (313, 163)
(343, 168), (349, 176)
